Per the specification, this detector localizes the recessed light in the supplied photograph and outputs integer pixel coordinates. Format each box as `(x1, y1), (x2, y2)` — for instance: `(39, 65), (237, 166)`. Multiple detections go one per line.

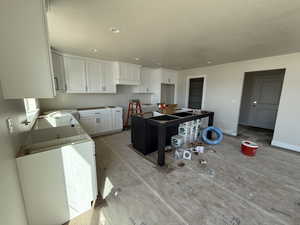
(207, 61), (212, 64)
(110, 27), (120, 33)
(92, 49), (98, 52)
(134, 57), (140, 61)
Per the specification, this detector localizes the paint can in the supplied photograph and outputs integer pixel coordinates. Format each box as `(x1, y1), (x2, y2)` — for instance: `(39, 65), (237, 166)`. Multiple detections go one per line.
(241, 141), (258, 156)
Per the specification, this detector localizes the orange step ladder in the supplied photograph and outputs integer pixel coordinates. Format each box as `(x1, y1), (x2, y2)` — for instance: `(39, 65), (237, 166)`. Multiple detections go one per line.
(124, 100), (142, 128)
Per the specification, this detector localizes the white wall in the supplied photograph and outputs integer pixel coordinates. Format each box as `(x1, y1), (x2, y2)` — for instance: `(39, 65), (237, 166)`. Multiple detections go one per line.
(178, 52), (300, 152)
(0, 86), (28, 225)
(40, 86), (152, 112)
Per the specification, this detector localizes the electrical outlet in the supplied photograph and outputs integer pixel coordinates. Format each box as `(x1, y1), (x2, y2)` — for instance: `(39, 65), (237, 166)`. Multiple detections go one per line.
(6, 118), (14, 134)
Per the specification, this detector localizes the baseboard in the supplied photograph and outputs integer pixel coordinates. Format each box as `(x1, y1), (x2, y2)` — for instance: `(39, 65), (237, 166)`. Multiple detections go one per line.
(223, 130), (238, 137)
(271, 140), (300, 153)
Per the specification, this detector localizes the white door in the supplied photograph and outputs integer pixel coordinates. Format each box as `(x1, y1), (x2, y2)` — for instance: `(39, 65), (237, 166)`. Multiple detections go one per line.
(244, 72), (284, 129)
(64, 56), (86, 93)
(86, 61), (103, 92)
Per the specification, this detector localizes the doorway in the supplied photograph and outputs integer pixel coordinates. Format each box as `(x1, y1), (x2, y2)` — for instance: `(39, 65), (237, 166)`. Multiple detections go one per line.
(161, 83), (175, 104)
(238, 69), (285, 144)
(186, 77), (205, 109)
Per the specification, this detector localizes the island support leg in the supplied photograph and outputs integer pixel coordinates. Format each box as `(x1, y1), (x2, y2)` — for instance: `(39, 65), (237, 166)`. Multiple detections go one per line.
(157, 126), (166, 166)
(207, 112), (214, 139)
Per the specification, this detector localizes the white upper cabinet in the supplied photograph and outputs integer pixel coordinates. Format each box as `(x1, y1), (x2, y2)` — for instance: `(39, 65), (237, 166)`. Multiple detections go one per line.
(0, 0), (55, 99)
(85, 60), (116, 93)
(160, 68), (177, 84)
(52, 51), (66, 91)
(64, 56), (86, 93)
(101, 61), (117, 93)
(132, 67), (156, 93)
(60, 53), (117, 94)
(115, 62), (141, 85)
(86, 61), (103, 93)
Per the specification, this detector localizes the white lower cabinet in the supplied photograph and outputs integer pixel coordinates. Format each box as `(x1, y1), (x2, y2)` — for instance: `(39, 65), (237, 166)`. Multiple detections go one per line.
(16, 140), (97, 225)
(112, 107), (123, 130)
(79, 107), (123, 136)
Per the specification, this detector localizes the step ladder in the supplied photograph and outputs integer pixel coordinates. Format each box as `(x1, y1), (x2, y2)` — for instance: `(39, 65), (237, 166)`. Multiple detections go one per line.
(124, 100), (142, 128)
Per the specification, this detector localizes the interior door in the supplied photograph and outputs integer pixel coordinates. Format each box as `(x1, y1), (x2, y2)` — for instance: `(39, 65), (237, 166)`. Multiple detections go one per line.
(188, 78), (204, 109)
(248, 74), (284, 129)
(161, 84), (175, 104)
(240, 70), (285, 130)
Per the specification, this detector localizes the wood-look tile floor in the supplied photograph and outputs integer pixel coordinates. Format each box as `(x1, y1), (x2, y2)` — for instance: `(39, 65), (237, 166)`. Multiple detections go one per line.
(66, 131), (300, 225)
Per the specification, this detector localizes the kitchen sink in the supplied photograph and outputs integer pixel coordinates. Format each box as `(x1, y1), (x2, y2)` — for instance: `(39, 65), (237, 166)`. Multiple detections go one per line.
(171, 112), (193, 117)
(149, 115), (178, 122)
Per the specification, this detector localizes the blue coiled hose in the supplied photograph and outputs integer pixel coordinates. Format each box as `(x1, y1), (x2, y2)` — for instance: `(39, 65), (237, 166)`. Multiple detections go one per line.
(202, 126), (223, 145)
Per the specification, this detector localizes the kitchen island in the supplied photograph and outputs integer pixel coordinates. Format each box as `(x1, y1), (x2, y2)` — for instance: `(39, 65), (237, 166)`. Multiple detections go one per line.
(132, 110), (214, 166)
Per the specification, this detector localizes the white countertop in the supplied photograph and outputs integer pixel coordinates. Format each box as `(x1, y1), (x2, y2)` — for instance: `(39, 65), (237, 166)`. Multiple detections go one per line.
(18, 111), (91, 157)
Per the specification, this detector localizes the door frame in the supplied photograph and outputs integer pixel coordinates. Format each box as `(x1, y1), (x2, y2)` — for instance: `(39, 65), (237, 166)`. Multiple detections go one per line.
(185, 75), (207, 109)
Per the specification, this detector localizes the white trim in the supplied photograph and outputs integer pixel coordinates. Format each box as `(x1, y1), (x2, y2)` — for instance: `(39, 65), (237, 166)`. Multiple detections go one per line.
(185, 75), (206, 109)
(271, 140), (300, 153)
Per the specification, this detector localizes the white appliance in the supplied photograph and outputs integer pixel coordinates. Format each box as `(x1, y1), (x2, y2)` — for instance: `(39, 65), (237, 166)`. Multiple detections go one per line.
(17, 113), (98, 225)
(79, 107), (123, 136)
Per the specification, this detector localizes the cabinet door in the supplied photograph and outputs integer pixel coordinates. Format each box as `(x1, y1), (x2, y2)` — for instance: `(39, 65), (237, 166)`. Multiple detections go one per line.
(102, 61), (116, 93)
(79, 117), (96, 134)
(52, 52), (66, 91)
(131, 64), (141, 83)
(112, 109), (123, 130)
(62, 141), (96, 219)
(161, 69), (177, 84)
(86, 61), (103, 93)
(118, 62), (128, 81)
(117, 62), (140, 85)
(64, 56), (86, 93)
(0, 0), (55, 99)
(94, 109), (112, 133)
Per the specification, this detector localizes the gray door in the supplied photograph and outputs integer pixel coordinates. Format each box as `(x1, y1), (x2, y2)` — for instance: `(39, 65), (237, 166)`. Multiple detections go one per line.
(239, 69), (285, 129)
(188, 78), (204, 109)
(161, 84), (175, 104)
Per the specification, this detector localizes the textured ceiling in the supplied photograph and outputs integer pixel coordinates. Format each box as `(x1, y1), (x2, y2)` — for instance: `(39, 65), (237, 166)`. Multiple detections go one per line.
(47, 0), (300, 70)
